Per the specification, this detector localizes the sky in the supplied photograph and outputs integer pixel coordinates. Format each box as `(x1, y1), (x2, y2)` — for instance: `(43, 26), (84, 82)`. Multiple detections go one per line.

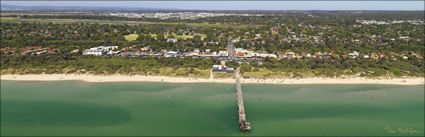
(2, 1), (424, 10)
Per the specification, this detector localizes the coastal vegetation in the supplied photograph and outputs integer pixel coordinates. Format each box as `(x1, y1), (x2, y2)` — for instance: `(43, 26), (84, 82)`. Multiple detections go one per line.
(1, 54), (422, 78)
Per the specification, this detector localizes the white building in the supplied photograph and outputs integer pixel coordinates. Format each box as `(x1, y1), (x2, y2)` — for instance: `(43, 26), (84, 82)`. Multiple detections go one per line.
(107, 50), (121, 55)
(363, 55), (370, 59)
(164, 51), (178, 57)
(83, 46), (118, 56)
(403, 56), (408, 60)
(252, 52), (277, 58)
(218, 51), (229, 57)
(83, 49), (103, 56)
(305, 53), (312, 58)
(167, 38), (178, 43)
(260, 53), (277, 58)
(212, 65), (234, 72)
(286, 52), (296, 58)
(349, 51), (360, 59)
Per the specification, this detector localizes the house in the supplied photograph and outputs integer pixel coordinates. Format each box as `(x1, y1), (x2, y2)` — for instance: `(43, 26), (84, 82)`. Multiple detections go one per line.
(218, 51), (229, 57)
(70, 49), (79, 53)
(371, 53), (380, 60)
(259, 53), (277, 58)
(399, 36), (409, 41)
(235, 48), (252, 58)
(92, 46), (118, 51)
(193, 49), (200, 53)
(164, 51), (178, 57)
(83, 49), (103, 56)
(212, 65), (234, 73)
(0, 47), (17, 55)
(348, 51), (360, 59)
(83, 46), (118, 56)
(125, 51), (140, 57)
(140, 46), (151, 52)
(36, 50), (47, 55)
(22, 47), (59, 55)
(88, 46), (118, 51)
(254, 34), (262, 40)
(208, 41), (219, 45)
(270, 27), (279, 34)
(313, 52), (323, 58)
(232, 38), (240, 43)
(370, 53), (386, 60)
(341, 54), (349, 59)
(167, 38), (178, 43)
(286, 52), (296, 59)
(402, 56), (408, 60)
(352, 39), (360, 43)
(363, 55), (370, 59)
(252, 51), (277, 58)
(306, 53), (312, 58)
(107, 50), (121, 55)
(407, 52), (423, 59)
(20, 46), (43, 55)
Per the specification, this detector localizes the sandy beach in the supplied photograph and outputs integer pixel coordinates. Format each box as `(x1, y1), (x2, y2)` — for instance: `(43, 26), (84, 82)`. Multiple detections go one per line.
(1, 74), (424, 85)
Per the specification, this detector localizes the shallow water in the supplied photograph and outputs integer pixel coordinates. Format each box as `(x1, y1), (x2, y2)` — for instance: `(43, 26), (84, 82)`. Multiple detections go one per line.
(1, 80), (423, 136)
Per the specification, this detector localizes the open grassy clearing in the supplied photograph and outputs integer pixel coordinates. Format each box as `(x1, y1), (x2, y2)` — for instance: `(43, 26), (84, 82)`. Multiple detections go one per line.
(124, 34), (139, 41)
(132, 33), (207, 40)
(164, 33), (207, 40)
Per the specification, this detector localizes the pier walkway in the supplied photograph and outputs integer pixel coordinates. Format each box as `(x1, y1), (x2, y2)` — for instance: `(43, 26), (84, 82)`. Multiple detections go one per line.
(235, 67), (251, 132)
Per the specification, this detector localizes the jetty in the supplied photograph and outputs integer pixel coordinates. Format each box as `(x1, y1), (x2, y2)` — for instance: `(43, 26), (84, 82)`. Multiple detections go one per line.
(235, 67), (251, 132)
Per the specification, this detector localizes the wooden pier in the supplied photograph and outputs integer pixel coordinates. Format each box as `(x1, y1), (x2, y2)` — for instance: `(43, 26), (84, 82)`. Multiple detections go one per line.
(235, 67), (251, 132)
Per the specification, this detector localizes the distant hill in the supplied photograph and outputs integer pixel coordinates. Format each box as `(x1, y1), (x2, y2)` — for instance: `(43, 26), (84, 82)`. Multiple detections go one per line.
(1, 4), (424, 14)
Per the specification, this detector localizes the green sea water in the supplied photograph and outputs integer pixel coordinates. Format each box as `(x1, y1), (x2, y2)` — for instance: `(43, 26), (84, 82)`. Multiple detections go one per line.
(1, 80), (424, 136)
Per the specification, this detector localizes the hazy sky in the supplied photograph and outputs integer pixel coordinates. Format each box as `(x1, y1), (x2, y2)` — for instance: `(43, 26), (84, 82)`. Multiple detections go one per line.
(2, 1), (424, 10)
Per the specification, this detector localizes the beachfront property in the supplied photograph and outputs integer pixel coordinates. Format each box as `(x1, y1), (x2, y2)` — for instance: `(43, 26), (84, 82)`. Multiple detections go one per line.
(212, 64), (234, 73)
(164, 51), (178, 57)
(7, 45), (417, 63)
(17, 46), (59, 55)
(82, 46), (119, 56)
(234, 48), (277, 58)
(218, 51), (229, 57)
(279, 51), (296, 59)
(87, 45), (409, 61)
(140, 46), (151, 52)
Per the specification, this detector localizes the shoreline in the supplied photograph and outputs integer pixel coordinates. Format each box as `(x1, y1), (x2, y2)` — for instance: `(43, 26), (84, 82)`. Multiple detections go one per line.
(1, 74), (424, 85)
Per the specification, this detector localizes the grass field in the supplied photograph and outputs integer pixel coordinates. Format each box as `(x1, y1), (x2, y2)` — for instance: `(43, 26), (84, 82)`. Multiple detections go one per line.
(164, 34), (207, 40)
(140, 33), (207, 40)
(124, 34), (139, 41)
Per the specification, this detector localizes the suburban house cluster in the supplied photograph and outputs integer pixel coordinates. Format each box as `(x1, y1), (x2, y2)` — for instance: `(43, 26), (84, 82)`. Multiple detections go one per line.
(78, 44), (422, 62)
(80, 44), (279, 59)
(82, 46), (119, 56)
(1, 45), (421, 63)
(0, 46), (59, 56)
